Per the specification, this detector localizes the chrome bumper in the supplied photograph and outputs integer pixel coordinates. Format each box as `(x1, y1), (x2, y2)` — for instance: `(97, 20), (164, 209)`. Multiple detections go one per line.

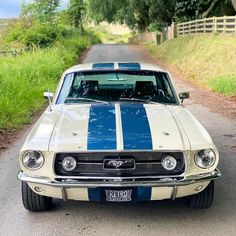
(18, 169), (221, 188)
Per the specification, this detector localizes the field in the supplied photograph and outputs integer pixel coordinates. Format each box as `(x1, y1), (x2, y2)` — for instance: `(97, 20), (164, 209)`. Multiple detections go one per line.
(146, 35), (236, 96)
(0, 32), (100, 131)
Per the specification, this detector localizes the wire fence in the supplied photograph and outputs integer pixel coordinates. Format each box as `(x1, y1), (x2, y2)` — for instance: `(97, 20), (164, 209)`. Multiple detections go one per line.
(0, 49), (24, 58)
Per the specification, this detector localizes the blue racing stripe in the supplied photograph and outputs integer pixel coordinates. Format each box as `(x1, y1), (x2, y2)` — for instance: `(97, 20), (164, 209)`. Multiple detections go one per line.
(88, 188), (101, 201)
(118, 63), (141, 70)
(87, 104), (116, 150)
(92, 63), (114, 70)
(120, 104), (153, 150)
(137, 187), (152, 201)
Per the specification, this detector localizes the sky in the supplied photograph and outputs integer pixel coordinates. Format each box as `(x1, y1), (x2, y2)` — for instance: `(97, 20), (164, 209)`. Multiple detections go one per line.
(0, 0), (69, 18)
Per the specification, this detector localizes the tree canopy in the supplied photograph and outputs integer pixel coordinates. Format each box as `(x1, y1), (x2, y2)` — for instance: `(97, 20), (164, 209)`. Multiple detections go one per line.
(86, 0), (236, 31)
(21, 0), (60, 24)
(18, 0), (236, 32)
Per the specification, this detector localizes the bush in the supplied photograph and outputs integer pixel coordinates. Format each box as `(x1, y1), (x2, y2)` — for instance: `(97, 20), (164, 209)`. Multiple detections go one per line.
(5, 21), (85, 48)
(6, 23), (55, 48)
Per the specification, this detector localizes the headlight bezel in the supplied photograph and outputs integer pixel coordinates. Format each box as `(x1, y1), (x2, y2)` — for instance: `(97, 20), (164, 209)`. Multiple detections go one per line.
(22, 150), (45, 171)
(194, 149), (216, 169)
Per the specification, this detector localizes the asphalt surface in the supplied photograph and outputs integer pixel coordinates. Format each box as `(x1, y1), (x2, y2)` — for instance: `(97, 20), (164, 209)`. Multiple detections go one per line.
(1, 44), (236, 236)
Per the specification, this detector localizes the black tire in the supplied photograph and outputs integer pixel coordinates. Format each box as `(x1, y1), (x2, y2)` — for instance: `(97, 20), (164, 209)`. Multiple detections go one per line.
(21, 182), (53, 211)
(187, 181), (214, 209)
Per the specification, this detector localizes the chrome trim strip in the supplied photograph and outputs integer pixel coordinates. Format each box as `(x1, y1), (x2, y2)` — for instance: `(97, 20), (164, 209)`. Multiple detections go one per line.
(53, 174), (185, 180)
(18, 169), (221, 188)
(54, 150), (186, 153)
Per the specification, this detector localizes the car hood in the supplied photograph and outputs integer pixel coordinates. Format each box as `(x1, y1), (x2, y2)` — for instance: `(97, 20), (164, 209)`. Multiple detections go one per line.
(46, 103), (214, 152)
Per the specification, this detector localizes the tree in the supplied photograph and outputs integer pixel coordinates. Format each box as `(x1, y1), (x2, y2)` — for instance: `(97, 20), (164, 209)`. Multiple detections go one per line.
(202, 0), (218, 18)
(87, 0), (126, 25)
(86, 0), (236, 31)
(148, 0), (176, 26)
(175, 0), (235, 22)
(86, 0), (150, 31)
(68, 0), (86, 31)
(21, 0), (60, 24)
(231, 0), (236, 11)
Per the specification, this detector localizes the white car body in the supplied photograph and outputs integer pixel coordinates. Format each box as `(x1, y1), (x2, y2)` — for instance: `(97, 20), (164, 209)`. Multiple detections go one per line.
(18, 62), (220, 208)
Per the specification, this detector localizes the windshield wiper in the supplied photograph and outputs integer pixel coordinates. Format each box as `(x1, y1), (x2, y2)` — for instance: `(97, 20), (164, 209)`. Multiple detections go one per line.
(118, 98), (159, 104)
(65, 97), (109, 104)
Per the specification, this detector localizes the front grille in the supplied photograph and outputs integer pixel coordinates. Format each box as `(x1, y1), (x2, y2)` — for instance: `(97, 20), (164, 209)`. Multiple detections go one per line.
(55, 152), (185, 177)
(54, 152), (185, 177)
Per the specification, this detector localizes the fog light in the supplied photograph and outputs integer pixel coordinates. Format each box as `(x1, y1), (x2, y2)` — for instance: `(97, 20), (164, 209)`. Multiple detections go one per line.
(62, 156), (77, 171)
(161, 155), (177, 171)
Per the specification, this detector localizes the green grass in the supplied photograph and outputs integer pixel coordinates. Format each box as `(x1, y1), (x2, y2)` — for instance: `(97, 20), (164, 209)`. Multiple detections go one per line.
(146, 35), (236, 96)
(0, 32), (100, 131)
(89, 25), (132, 44)
(207, 76), (236, 96)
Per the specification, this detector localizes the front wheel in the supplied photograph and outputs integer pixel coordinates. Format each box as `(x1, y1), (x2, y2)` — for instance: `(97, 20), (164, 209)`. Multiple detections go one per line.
(186, 181), (214, 209)
(21, 182), (53, 211)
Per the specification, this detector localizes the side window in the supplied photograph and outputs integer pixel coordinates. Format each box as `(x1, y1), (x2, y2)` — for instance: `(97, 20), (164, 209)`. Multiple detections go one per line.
(155, 73), (176, 103)
(162, 74), (176, 102)
(73, 74), (82, 88)
(56, 73), (73, 104)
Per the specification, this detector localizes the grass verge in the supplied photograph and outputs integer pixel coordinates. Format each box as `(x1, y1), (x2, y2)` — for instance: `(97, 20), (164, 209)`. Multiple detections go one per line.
(0, 31), (100, 131)
(145, 34), (236, 97)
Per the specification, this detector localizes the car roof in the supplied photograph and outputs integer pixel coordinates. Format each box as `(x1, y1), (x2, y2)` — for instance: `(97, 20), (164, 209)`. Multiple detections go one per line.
(64, 62), (167, 74)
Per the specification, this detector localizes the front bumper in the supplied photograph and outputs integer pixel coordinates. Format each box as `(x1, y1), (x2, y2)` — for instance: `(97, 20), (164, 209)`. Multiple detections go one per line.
(18, 169), (221, 201)
(18, 169), (221, 188)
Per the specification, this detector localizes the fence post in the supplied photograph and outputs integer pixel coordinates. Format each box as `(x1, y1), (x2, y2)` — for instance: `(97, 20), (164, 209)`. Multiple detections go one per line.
(171, 22), (177, 38)
(223, 15), (226, 33)
(203, 19), (206, 34)
(213, 17), (217, 33)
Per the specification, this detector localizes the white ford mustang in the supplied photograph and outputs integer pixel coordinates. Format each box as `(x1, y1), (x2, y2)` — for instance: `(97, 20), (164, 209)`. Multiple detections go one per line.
(18, 62), (221, 211)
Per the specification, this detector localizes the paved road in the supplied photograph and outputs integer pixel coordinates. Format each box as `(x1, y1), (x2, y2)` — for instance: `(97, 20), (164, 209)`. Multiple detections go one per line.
(1, 44), (236, 236)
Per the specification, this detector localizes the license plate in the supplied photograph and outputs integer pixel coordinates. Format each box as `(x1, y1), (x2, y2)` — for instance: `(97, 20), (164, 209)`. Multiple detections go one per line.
(105, 189), (132, 202)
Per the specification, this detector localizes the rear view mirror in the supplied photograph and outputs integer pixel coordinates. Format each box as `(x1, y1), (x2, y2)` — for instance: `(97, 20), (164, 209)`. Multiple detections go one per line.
(179, 92), (190, 103)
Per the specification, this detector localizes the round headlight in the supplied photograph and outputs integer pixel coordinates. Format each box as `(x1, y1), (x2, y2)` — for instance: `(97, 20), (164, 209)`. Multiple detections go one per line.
(22, 151), (44, 170)
(62, 156), (77, 171)
(195, 149), (216, 169)
(161, 155), (177, 171)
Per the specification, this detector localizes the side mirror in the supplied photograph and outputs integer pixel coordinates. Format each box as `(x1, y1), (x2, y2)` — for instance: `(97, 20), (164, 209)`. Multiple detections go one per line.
(44, 92), (54, 111)
(179, 92), (190, 103)
(43, 92), (54, 99)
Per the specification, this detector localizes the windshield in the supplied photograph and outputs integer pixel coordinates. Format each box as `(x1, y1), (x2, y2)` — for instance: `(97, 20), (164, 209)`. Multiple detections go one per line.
(56, 71), (177, 105)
